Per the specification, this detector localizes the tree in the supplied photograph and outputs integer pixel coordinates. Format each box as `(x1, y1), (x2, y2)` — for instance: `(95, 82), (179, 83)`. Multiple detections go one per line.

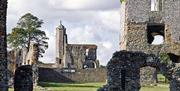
(120, 0), (125, 3)
(7, 13), (49, 57)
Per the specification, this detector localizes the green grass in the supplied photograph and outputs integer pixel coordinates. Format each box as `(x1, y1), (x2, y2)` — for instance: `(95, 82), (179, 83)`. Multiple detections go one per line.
(9, 82), (169, 91)
(141, 83), (169, 91)
(158, 74), (168, 83)
(39, 82), (105, 91)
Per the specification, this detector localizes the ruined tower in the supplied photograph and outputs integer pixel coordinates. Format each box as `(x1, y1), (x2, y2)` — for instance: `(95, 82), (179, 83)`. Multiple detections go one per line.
(55, 21), (99, 69)
(56, 21), (67, 68)
(0, 0), (8, 90)
(119, 0), (180, 85)
(120, 0), (180, 58)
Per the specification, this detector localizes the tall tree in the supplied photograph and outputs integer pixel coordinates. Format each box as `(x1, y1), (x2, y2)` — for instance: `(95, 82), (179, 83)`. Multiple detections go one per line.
(7, 13), (48, 57)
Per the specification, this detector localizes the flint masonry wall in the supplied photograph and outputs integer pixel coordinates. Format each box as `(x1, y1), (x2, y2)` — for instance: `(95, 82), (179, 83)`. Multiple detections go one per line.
(98, 51), (180, 91)
(119, 0), (180, 86)
(0, 0), (8, 90)
(120, 0), (180, 55)
(67, 44), (98, 69)
(38, 67), (107, 83)
(55, 23), (99, 69)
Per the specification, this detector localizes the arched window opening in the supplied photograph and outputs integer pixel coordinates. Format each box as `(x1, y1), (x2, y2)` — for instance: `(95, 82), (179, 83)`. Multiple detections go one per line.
(85, 49), (89, 56)
(147, 24), (165, 45)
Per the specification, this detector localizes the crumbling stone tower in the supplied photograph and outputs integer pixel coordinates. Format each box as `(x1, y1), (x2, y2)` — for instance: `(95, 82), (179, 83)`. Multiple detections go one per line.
(0, 0), (8, 90)
(56, 21), (68, 68)
(119, 0), (180, 85)
(98, 0), (180, 91)
(55, 22), (99, 69)
(120, 0), (180, 61)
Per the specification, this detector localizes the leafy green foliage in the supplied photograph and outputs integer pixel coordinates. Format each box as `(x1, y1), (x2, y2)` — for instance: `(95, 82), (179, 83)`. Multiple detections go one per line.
(159, 53), (172, 65)
(7, 13), (49, 57)
(120, 0), (125, 3)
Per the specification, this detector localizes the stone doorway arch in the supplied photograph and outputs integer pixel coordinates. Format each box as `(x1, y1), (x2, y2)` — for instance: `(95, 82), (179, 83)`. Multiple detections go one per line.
(98, 51), (180, 91)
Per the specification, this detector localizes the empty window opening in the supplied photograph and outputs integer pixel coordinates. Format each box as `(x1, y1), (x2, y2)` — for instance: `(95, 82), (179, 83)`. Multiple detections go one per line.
(151, 0), (162, 11)
(168, 53), (180, 63)
(59, 59), (62, 64)
(147, 24), (165, 45)
(121, 69), (126, 91)
(27, 60), (30, 65)
(67, 63), (71, 68)
(85, 49), (89, 56)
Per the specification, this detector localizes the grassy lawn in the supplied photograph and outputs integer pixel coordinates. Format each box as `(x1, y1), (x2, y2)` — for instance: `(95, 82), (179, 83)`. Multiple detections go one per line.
(9, 82), (169, 91)
(39, 82), (104, 91)
(140, 83), (169, 91)
(38, 82), (169, 91)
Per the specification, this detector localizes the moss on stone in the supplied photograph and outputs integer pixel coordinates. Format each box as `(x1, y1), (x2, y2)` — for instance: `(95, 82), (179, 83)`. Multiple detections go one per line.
(120, 0), (125, 3)
(159, 53), (172, 65)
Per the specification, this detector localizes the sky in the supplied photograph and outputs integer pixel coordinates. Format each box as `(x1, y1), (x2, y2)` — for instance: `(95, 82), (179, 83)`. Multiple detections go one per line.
(7, 0), (121, 66)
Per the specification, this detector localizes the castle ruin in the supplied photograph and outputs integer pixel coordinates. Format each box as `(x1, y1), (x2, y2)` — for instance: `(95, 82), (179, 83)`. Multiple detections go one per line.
(98, 0), (180, 91)
(119, 0), (180, 56)
(55, 22), (99, 69)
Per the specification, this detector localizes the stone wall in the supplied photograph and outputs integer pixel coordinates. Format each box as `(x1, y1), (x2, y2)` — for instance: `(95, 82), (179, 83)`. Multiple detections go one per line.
(98, 51), (180, 91)
(0, 0), (8, 90)
(119, 0), (180, 87)
(14, 65), (33, 91)
(7, 43), (39, 87)
(55, 22), (99, 69)
(67, 44), (99, 69)
(120, 0), (180, 55)
(39, 67), (107, 83)
(140, 66), (157, 86)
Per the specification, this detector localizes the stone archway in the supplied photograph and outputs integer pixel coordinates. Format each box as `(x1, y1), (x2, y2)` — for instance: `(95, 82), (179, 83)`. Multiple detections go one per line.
(98, 51), (180, 91)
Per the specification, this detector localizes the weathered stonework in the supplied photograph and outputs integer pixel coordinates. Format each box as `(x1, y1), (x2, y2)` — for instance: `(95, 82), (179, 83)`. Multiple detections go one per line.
(120, 0), (180, 55)
(99, 1), (180, 90)
(22, 43), (39, 65)
(14, 65), (33, 91)
(98, 51), (180, 91)
(67, 44), (98, 69)
(0, 0), (8, 90)
(119, 0), (180, 86)
(55, 22), (99, 69)
(140, 67), (157, 86)
(7, 43), (39, 88)
(39, 68), (107, 83)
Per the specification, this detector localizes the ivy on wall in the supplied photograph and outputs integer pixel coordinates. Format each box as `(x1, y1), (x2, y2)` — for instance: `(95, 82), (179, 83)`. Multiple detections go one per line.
(120, 0), (125, 3)
(159, 53), (172, 65)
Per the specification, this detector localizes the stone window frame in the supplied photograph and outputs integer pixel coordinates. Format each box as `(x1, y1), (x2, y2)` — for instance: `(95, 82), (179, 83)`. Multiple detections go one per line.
(146, 23), (165, 45)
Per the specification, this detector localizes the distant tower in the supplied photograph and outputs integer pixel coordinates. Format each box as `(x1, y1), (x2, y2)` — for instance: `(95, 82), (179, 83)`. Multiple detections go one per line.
(56, 21), (67, 68)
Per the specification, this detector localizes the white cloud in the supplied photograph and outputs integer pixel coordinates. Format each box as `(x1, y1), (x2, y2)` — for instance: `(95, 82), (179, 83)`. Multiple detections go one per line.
(102, 42), (112, 49)
(39, 31), (56, 63)
(48, 0), (120, 10)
